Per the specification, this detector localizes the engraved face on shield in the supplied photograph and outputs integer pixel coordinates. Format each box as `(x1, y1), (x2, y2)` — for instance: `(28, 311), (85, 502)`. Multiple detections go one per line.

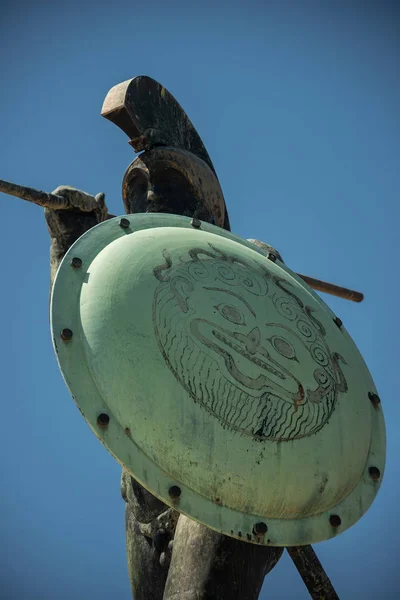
(153, 243), (347, 442)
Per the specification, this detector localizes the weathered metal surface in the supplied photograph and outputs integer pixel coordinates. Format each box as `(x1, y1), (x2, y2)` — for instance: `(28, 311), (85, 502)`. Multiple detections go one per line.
(163, 515), (283, 600)
(101, 76), (216, 168)
(51, 212), (385, 547)
(0, 178), (115, 218)
(122, 146), (226, 228)
(0, 179), (363, 308)
(297, 273), (364, 303)
(100, 74), (278, 598)
(287, 545), (339, 599)
(248, 238), (364, 303)
(101, 75), (230, 231)
(0, 178), (74, 210)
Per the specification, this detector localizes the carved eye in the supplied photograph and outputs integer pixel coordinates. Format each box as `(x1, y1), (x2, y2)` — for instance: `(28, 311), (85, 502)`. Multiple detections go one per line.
(270, 336), (296, 360)
(215, 304), (246, 325)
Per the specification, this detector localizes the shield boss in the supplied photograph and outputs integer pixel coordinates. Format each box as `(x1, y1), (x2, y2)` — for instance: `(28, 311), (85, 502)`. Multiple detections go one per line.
(51, 213), (385, 546)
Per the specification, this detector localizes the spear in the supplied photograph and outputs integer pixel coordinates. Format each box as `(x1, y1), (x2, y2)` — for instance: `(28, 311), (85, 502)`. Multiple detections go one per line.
(298, 274), (363, 303)
(1, 177), (363, 303)
(0, 177), (76, 210)
(287, 545), (339, 599)
(0, 177), (116, 218)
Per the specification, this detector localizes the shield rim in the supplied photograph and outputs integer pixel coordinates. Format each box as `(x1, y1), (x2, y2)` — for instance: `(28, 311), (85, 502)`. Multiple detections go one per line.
(50, 213), (385, 546)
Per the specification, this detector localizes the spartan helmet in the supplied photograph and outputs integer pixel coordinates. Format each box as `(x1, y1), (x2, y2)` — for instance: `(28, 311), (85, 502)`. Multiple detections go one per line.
(101, 75), (229, 229)
(121, 146), (227, 227)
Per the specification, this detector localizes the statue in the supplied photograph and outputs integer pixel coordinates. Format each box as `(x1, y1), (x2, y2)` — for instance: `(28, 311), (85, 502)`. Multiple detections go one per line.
(1, 76), (384, 600)
(46, 76), (284, 600)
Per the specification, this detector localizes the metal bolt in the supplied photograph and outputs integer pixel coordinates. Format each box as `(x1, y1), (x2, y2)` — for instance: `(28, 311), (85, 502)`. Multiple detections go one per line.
(119, 217), (130, 229)
(368, 392), (381, 408)
(168, 485), (181, 499)
(267, 253), (277, 263)
(333, 316), (343, 329)
(97, 413), (110, 429)
(369, 466), (381, 481)
(70, 257), (82, 269)
(60, 328), (73, 341)
(191, 218), (201, 229)
(253, 522), (268, 535)
(329, 514), (341, 528)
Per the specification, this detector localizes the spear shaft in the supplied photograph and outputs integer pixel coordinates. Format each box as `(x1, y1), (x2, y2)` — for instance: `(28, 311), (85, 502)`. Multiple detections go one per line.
(1, 177), (363, 302)
(0, 178), (72, 210)
(287, 545), (339, 599)
(298, 273), (363, 303)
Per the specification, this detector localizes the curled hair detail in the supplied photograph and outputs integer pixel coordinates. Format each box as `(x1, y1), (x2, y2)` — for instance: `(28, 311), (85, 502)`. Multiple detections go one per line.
(153, 249), (173, 281)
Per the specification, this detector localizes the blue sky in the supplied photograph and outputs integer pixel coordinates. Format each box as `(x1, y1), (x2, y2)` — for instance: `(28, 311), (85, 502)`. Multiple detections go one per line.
(0, 1), (398, 598)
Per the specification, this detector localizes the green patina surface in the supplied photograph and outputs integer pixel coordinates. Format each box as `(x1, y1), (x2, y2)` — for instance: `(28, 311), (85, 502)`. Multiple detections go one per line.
(51, 213), (385, 547)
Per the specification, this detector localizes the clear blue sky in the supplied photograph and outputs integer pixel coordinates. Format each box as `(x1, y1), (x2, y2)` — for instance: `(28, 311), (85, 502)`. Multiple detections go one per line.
(1, 1), (398, 598)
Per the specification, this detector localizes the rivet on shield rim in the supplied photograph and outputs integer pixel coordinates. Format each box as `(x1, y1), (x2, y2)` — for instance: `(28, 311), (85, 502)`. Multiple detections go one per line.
(70, 257), (82, 269)
(253, 522), (268, 535)
(267, 253), (277, 263)
(329, 515), (341, 528)
(369, 466), (381, 481)
(368, 392), (381, 408)
(191, 218), (201, 229)
(333, 317), (343, 329)
(119, 217), (130, 229)
(60, 328), (73, 341)
(168, 485), (181, 499)
(97, 413), (110, 429)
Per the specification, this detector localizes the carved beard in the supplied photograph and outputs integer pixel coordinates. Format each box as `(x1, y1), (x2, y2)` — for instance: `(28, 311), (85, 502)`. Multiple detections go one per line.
(153, 245), (347, 442)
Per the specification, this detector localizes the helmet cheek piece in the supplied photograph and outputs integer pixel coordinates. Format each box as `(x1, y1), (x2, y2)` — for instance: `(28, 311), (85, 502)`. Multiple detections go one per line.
(122, 147), (226, 229)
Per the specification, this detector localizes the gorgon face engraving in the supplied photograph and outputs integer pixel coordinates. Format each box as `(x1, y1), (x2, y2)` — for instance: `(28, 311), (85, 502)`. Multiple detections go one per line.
(153, 243), (347, 441)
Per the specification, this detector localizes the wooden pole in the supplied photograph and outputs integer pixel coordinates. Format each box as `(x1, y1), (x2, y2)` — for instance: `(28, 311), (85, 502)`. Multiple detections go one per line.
(0, 178), (116, 218)
(298, 273), (363, 303)
(287, 545), (339, 599)
(0, 178), (72, 210)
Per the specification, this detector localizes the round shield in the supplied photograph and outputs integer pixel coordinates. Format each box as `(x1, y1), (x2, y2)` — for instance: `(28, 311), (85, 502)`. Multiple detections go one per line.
(51, 213), (385, 546)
